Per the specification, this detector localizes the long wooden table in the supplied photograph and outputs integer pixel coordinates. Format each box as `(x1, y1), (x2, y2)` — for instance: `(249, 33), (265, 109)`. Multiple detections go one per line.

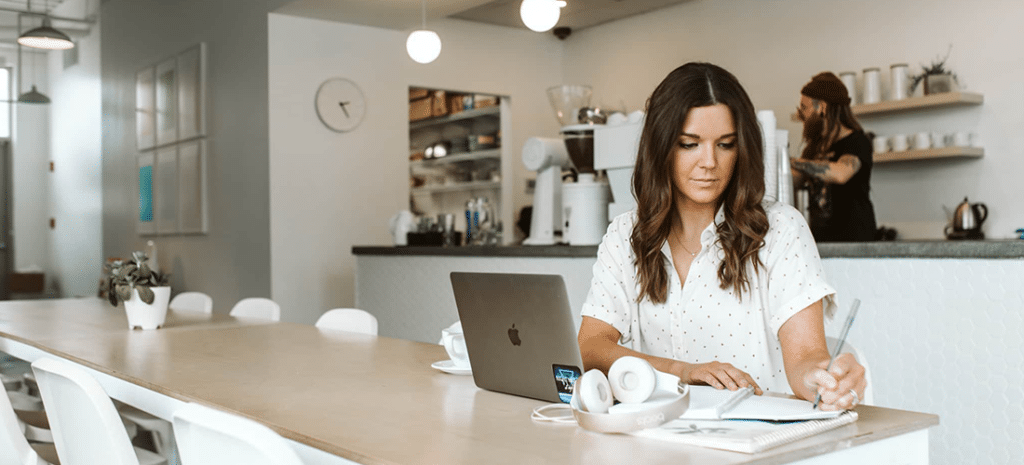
(0, 298), (938, 465)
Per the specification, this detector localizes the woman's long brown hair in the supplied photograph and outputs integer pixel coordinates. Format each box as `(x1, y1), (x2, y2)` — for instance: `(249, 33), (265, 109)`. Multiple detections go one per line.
(631, 62), (769, 304)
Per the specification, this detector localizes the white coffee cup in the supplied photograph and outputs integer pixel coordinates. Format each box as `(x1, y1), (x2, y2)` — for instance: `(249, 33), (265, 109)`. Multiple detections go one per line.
(872, 135), (890, 153)
(890, 134), (909, 152)
(913, 132), (931, 150)
(931, 132), (946, 148)
(441, 327), (470, 369)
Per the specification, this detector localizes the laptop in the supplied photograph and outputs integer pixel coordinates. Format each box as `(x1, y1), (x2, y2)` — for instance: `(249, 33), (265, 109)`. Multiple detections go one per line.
(449, 272), (584, 403)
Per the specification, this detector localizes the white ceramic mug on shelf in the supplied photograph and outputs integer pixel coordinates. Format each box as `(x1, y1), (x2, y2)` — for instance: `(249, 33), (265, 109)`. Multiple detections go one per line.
(931, 132), (946, 148)
(913, 132), (931, 150)
(872, 135), (890, 153)
(890, 134), (909, 152)
(952, 131), (971, 147)
(442, 327), (471, 369)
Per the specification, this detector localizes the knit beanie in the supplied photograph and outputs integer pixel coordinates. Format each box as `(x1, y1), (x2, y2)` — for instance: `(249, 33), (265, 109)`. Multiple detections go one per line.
(800, 72), (851, 106)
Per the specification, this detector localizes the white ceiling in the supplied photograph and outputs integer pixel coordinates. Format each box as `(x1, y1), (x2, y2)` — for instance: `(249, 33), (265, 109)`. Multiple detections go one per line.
(274, 0), (693, 33)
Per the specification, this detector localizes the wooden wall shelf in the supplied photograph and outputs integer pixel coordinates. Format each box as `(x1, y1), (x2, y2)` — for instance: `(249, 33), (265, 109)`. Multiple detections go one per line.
(874, 146), (983, 163)
(853, 92), (983, 117)
(409, 149), (501, 169)
(410, 180), (501, 194)
(409, 106), (500, 131)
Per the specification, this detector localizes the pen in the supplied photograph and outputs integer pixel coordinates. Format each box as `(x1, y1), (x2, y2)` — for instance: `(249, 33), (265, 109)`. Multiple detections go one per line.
(813, 298), (860, 410)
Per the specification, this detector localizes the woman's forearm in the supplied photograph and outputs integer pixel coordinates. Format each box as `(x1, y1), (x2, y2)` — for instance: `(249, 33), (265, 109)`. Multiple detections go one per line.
(787, 354), (830, 402)
(579, 332), (689, 377)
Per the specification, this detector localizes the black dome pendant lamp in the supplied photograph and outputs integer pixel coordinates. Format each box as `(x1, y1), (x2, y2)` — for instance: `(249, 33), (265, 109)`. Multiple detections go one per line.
(18, 0), (74, 51)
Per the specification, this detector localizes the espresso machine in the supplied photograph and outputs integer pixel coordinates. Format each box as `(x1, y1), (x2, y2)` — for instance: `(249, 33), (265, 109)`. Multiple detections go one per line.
(522, 85), (611, 246)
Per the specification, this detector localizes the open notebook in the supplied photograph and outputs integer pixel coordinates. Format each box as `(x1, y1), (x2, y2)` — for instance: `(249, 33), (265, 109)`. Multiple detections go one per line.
(630, 385), (856, 454)
(633, 411), (859, 454)
(680, 385), (843, 421)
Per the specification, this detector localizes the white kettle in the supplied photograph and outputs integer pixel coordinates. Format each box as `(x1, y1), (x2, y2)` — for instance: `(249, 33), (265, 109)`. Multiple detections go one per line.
(389, 210), (416, 246)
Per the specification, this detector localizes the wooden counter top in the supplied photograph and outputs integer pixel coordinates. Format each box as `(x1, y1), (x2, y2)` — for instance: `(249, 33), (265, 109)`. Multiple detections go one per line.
(0, 299), (938, 465)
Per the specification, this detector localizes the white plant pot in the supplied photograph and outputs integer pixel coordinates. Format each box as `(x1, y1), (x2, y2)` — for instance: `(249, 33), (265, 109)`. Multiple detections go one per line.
(123, 286), (170, 330)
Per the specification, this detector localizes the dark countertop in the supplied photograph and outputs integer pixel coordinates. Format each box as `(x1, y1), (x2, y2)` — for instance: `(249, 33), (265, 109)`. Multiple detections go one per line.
(354, 240), (1024, 259)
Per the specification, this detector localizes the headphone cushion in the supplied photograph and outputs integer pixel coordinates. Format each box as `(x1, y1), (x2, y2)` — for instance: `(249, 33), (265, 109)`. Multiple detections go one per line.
(576, 369), (613, 414)
(607, 356), (657, 404)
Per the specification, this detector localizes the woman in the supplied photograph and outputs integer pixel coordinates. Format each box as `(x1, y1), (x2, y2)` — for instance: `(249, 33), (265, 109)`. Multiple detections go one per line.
(577, 63), (865, 410)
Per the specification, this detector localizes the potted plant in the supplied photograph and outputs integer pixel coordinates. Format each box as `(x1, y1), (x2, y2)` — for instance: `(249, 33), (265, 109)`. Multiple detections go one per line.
(910, 47), (959, 96)
(105, 251), (171, 330)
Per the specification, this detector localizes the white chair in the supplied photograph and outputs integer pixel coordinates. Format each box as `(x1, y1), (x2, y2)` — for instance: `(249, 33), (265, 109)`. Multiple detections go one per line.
(826, 336), (874, 406)
(0, 379), (58, 465)
(314, 308), (378, 335)
(31, 358), (166, 465)
(1, 374), (20, 392)
(172, 403), (304, 465)
(168, 292), (213, 314)
(229, 298), (280, 321)
(115, 403), (177, 465)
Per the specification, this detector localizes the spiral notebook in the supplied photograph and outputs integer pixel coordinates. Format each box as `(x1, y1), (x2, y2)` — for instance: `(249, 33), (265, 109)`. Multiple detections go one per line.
(680, 385), (843, 421)
(633, 411), (859, 454)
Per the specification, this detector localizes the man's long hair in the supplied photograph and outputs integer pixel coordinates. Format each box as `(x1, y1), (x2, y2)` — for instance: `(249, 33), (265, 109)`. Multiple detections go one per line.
(630, 62), (769, 304)
(801, 101), (864, 161)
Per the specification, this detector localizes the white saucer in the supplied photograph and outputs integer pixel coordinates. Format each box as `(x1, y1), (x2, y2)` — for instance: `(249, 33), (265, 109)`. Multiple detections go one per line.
(431, 359), (472, 375)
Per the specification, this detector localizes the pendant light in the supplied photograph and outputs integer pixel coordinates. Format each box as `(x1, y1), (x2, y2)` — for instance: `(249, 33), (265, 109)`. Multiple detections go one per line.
(18, 0), (74, 50)
(406, 0), (441, 64)
(17, 12), (51, 105)
(520, 0), (566, 32)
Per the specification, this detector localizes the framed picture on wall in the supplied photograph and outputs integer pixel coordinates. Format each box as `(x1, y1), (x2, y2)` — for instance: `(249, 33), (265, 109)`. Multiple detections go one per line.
(137, 152), (156, 235)
(135, 67), (156, 151)
(177, 139), (207, 234)
(155, 145), (178, 234)
(155, 57), (178, 147)
(177, 43), (206, 141)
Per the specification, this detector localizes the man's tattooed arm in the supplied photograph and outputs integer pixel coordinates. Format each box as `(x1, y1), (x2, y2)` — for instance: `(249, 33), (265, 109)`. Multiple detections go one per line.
(789, 154), (862, 184)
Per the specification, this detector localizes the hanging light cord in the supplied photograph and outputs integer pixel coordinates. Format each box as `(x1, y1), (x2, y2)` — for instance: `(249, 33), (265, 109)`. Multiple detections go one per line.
(421, 0), (426, 30)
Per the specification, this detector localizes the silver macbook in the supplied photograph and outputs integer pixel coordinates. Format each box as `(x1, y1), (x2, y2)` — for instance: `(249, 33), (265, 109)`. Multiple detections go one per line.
(450, 272), (584, 403)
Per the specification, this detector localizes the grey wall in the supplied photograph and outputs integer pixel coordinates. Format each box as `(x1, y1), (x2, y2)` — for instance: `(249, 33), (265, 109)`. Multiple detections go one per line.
(101, 0), (291, 312)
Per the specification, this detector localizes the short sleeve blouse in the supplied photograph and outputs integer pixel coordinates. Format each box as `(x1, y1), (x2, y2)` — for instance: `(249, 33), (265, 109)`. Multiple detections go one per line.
(580, 201), (837, 394)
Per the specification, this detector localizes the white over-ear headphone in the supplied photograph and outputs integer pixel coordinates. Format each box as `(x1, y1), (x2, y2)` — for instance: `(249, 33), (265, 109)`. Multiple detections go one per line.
(570, 356), (689, 433)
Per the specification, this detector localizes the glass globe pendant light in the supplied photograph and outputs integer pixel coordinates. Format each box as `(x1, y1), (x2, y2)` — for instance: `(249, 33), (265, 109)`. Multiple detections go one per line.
(406, 0), (441, 64)
(520, 0), (566, 32)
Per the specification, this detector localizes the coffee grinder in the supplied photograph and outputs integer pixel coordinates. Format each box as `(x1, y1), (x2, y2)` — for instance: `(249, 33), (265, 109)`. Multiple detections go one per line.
(546, 85), (611, 246)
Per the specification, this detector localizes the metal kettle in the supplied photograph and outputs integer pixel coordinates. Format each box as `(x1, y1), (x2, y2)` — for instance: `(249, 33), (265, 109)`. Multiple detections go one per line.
(947, 196), (988, 235)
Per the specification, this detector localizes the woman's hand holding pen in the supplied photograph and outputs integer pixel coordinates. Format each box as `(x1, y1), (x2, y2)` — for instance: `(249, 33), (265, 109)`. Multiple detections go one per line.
(803, 353), (867, 411)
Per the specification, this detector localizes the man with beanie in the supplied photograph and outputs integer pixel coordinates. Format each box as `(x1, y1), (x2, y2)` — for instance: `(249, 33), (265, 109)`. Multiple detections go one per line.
(791, 71), (877, 242)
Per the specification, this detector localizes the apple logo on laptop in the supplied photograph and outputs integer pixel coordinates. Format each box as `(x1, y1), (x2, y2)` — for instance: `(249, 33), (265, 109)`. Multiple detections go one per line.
(508, 324), (521, 346)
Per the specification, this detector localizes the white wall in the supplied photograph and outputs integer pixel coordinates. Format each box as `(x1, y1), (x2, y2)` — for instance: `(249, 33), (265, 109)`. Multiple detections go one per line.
(11, 48), (51, 281)
(821, 258), (1024, 465)
(561, 0), (1024, 240)
(101, 0), (292, 312)
(268, 14), (563, 323)
(47, 0), (102, 298)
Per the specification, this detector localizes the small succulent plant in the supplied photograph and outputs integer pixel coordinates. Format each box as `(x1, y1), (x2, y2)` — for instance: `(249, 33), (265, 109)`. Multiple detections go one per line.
(104, 251), (170, 307)
(910, 45), (958, 94)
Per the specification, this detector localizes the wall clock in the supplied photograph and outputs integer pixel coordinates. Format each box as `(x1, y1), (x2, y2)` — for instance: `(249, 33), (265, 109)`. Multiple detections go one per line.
(315, 77), (366, 133)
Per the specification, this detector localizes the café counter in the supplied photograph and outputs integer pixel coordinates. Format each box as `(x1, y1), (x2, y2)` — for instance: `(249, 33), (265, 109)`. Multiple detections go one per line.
(354, 240), (1024, 465)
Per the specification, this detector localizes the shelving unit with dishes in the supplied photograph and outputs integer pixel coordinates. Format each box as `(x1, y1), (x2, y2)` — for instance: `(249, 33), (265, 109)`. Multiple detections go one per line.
(408, 87), (509, 238)
(854, 91), (984, 163)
